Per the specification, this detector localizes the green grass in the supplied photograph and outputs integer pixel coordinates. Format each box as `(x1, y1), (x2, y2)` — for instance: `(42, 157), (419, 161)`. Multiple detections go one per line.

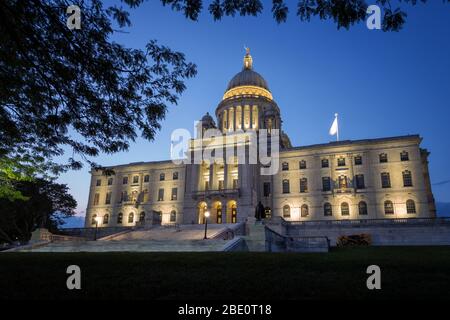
(1, 246), (450, 300)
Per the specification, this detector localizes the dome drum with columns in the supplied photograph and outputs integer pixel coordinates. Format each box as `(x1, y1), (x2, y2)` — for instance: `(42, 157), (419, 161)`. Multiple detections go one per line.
(214, 49), (284, 139)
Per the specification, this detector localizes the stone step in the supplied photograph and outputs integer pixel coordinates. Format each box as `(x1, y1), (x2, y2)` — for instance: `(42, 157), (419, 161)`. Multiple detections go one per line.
(22, 239), (232, 252)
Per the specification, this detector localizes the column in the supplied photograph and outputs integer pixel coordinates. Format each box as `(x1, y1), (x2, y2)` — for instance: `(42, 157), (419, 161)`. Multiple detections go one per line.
(233, 104), (237, 132)
(224, 163), (229, 190)
(241, 104), (245, 131)
(221, 200), (227, 223)
(209, 163), (214, 190)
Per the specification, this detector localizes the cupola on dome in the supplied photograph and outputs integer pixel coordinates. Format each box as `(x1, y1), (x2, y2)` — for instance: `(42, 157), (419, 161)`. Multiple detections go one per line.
(223, 48), (273, 101)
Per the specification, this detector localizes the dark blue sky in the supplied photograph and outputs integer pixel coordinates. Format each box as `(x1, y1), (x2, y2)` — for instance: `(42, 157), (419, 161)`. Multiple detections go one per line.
(59, 1), (450, 214)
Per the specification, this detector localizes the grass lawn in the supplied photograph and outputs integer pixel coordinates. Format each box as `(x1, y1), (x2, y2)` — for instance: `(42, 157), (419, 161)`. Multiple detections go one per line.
(1, 246), (450, 300)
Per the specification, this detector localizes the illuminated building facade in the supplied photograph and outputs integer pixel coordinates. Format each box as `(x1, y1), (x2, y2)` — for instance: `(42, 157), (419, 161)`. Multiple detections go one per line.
(85, 51), (436, 227)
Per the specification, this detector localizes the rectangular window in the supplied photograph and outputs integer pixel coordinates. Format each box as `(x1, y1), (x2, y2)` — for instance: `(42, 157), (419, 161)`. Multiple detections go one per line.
(144, 175), (150, 183)
(96, 179), (101, 187)
(218, 180), (224, 190)
(93, 193), (100, 205)
(171, 188), (178, 201)
(160, 173), (165, 181)
(381, 172), (391, 188)
(355, 174), (365, 189)
(403, 171), (413, 187)
(122, 176), (128, 185)
(158, 188), (164, 201)
(354, 155), (363, 165)
(173, 172), (179, 180)
(107, 178), (113, 186)
(299, 160), (306, 170)
(233, 179), (239, 189)
(300, 178), (308, 193)
(105, 192), (112, 205)
(337, 157), (346, 167)
(204, 180), (209, 191)
(379, 153), (388, 163)
(132, 176), (139, 184)
(282, 180), (290, 194)
(401, 151), (409, 161)
(282, 162), (289, 171)
(321, 159), (329, 168)
(322, 177), (331, 192)
(263, 182), (271, 197)
(338, 175), (348, 189)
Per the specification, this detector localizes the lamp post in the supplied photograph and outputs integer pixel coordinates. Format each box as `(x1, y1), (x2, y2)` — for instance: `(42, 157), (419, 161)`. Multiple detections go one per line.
(94, 216), (101, 241)
(203, 211), (210, 240)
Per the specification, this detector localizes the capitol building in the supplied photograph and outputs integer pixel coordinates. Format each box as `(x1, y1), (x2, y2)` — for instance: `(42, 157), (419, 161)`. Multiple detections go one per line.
(85, 51), (436, 228)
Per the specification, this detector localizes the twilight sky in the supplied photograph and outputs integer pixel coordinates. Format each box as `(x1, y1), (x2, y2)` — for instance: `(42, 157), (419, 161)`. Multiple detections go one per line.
(58, 1), (450, 216)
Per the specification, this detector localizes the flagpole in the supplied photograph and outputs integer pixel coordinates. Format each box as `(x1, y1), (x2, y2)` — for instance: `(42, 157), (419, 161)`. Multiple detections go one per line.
(335, 113), (339, 142)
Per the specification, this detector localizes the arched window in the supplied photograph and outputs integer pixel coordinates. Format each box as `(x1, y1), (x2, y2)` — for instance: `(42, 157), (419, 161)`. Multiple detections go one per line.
(170, 210), (177, 222)
(282, 179), (290, 194)
(244, 105), (250, 129)
(406, 200), (416, 214)
(117, 212), (123, 224)
(264, 207), (272, 219)
(222, 109), (228, 130)
(128, 212), (134, 223)
(341, 202), (350, 216)
(283, 205), (291, 218)
(324, 203), (332, 216)
(267, 118), (273, 134)
(229, 107), (235, 131)
(91, 214), (97, 225)
(139, 211), (145, 222)
(301, 204), (309, 218)
(231, 203), (237, 223)
(103, 214), (109, 225)
(358, 201), (368, 215)
(300, 178), (308, 193)
(384, 200), (394, 215)
(403, 170), (413, 187)
(252, 105), (258, 128)
(236, 106), (242, 129)
(131, 190), (138, 202)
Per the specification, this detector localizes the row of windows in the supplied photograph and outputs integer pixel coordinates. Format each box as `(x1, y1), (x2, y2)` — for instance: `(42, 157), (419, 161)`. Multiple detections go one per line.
(96, 172), (179, 187)
(275, 170), (413, 194)
(93, 188), (179, 205)
(203, 179), (239, 191)
(91, 210), (177, 225)
(281, 199), (417, 218)
(281, 151), (410, 171)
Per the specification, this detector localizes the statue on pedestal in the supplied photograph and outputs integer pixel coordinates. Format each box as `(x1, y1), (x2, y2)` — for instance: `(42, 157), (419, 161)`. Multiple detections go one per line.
(255, 201), (265, 221)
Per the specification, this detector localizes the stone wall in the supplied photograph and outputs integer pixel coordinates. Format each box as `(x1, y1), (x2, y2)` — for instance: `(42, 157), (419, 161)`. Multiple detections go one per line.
(279, 218), (450, 246)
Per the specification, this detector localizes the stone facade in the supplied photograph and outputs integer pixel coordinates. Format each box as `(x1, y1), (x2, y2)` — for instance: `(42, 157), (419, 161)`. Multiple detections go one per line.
(85, 51), (436, 228)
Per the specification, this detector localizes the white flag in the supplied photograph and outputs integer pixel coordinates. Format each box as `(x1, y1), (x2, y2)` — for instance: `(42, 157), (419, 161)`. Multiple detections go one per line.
(329, 114), (338, 136)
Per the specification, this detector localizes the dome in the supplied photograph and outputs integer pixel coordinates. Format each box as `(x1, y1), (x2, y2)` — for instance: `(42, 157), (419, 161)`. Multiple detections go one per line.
(222, 48), (273, 101)
(201, 112), (215, 125)
(226, 69), (269, 91)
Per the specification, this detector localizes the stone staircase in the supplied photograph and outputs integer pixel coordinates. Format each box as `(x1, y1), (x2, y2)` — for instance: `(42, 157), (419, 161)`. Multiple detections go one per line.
(243, 222), (266, 252)
(17, 224), (245, 252)
(19, 239), (233, 252)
